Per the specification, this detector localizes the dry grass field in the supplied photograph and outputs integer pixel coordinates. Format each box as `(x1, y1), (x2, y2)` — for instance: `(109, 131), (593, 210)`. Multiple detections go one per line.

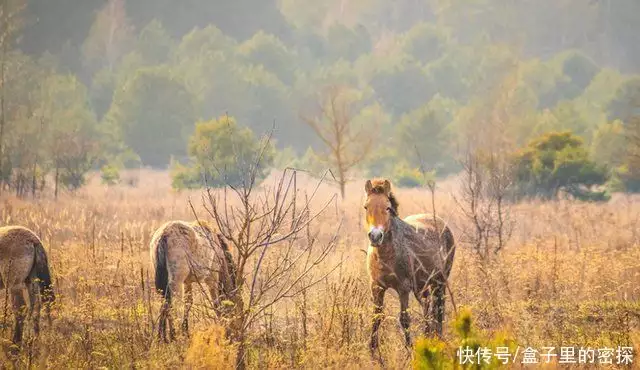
(1, 169), (640, 369)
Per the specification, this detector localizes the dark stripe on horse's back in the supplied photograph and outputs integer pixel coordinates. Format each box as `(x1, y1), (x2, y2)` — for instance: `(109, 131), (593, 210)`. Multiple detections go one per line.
(155, 234), (171, 301)
(32, 241), (54, 304)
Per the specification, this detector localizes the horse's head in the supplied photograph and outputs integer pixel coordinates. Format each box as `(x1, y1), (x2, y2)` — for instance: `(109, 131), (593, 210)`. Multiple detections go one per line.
(364, 178), (398, 246)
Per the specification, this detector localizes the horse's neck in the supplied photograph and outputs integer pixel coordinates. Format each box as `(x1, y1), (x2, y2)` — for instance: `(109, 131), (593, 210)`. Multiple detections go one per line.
(387, 216), (418, 252)
(388, 215), (409, 238)
(380, 216), (403, 249)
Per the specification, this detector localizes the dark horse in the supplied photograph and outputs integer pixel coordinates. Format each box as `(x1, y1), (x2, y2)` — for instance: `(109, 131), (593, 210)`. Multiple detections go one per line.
(363, 179), (455, 352)
(0, 226), (54, 350)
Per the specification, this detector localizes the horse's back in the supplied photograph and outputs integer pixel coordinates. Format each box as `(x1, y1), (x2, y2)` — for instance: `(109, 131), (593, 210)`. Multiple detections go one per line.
(403, 214), (449, 240)
(150, 220), (218, 281)
(403, 213), (455, 277)
(150, 220), (195, 267)
(0, 226), (40, 286)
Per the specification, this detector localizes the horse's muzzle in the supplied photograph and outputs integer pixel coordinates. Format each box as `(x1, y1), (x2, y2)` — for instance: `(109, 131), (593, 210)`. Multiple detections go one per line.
(368, 229), (384, 245)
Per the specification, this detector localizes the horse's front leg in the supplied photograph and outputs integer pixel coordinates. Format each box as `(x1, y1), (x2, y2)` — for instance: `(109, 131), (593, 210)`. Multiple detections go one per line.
(369, 284), (386, 353)
(399, 290), (411, 348)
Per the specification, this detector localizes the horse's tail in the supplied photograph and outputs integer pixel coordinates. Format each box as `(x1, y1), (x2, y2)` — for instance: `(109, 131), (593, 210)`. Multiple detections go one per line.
(441, 225), (456, 279)
(154, 234), (171, 302)
(32, 241), (55, 304)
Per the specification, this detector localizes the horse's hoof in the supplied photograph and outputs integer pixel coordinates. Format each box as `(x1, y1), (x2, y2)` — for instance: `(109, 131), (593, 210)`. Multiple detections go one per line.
(8, 344), (20, 357)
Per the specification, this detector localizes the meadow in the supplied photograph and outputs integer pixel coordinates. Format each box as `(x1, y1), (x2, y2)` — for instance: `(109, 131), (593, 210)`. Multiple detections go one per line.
(1, 169), (639, 369)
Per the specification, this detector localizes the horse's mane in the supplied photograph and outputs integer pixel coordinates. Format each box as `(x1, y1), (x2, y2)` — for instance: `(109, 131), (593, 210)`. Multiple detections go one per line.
(369, 179), (400, 215)
(192, 219), (233, 253)
(192, 220), (214, 233)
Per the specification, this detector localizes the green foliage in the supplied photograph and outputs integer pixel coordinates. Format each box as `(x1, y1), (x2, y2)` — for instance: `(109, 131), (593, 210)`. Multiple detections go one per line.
(278, 0), (329, 30)
(174, 25), (236, 63)
(294, 147), (326, 176)
(81, 0), (134, 74)
(422, 43), (517, 103)
(363, 147), (397, 179)
(105, 66), (195, 168)
(392, 163), (434, 188)
(548, 50), (600, 104)
(548, 101), (590, 138)
(171, 116), (275, 189)
(413, 337), (449, 370)
(238, 31), (297, 85)
(607, 76), (640, 124)
(42, 74), (101, 192)
(612, 164), (640, 193)
(370, 55), (433, 115)
(272, 146), (298, 170)
(170, 160), (201, 190)
(513, 131), (609, 201)
(136, 20), (176, 65)
(325, 24), (371, 62)
(401, 22), (448, 64)
(395, 95), (458, 175)
(100, 164), (120, 186)
(413, 308), (517, 370)
(591, 121), (626, 168)
(522, 50), (600, 110)
(89, 68), (116, 120)
(89, 51), (148, 120)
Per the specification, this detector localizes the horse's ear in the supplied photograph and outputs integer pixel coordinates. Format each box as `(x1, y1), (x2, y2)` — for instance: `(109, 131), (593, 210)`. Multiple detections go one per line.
(365, 180), (373, 194)
(383, 179), (391, 194)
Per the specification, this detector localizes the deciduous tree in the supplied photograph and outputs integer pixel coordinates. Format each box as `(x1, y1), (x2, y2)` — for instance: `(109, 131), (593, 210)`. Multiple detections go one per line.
(301, 85), (378, 198)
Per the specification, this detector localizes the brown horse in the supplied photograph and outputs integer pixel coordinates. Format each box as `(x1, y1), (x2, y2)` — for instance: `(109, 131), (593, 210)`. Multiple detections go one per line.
(363, 179), (455, 352)
(0, 225), (54, 349)
(150, 220), (237, 342)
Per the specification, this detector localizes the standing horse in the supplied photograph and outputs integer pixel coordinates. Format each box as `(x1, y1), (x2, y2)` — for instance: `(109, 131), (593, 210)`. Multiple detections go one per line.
(363, 179), (455, 352)
(150, 220), (237, 342)
(0, 225), (54, 349)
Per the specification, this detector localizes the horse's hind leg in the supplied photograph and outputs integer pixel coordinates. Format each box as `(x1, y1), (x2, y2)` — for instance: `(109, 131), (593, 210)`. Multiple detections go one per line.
(10, 285), (27, 350)
(158, 299), (168, 342)
(420, 294), (432, 336)
(28, 282), (41, 337)
(158, 289), (173, 343)
(182, 283), (193, 335)
(166, 280), (182, 341)
(428, 282), (446, 337)
(418, 284), (433, 336)
(399, 290), (412, 348)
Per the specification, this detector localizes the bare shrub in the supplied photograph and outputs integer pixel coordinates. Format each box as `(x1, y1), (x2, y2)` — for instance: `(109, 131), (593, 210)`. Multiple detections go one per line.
(191, 131), (343, 369)
(454, 150), (515, 260)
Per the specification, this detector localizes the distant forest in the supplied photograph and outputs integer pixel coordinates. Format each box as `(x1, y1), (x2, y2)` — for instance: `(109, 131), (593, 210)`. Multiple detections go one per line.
(1, 0), (639, 195)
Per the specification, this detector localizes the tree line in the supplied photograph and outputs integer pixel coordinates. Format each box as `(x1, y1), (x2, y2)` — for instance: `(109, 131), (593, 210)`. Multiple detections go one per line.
(0, 0), (639, 201)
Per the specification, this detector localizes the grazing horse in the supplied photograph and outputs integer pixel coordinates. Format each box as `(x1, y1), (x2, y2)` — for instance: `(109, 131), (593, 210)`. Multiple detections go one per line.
(150, 220), (237, 342)
(363, 179), (455, 352)
(0, 226), (54, 349)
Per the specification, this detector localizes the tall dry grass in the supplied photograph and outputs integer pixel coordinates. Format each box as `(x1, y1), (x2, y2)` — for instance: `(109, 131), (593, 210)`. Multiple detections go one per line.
(1, 169), (639, 368)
